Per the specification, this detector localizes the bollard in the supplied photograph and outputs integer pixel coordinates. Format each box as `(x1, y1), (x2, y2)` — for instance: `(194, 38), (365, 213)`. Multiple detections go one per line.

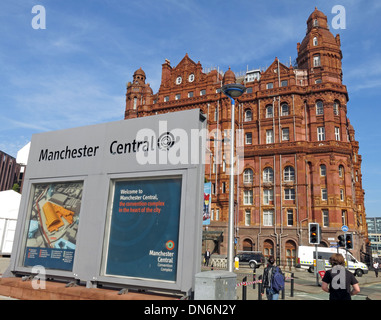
(252, 265), (256, 289)
(290, 272), (294, 297)
(242, 276), (247, 300)
(258, 275), (262, 300)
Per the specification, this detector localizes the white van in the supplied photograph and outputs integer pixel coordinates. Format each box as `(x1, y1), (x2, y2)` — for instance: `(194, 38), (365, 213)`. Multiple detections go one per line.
(297, 246), (368, 277)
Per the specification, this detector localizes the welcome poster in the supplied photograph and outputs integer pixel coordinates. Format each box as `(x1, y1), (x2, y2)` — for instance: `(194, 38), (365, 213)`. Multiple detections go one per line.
(105, 177), (182, 282)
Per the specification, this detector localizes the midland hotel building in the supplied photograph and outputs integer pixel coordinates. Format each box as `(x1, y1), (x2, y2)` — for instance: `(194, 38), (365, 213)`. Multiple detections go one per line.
(123, 8), (369, 265)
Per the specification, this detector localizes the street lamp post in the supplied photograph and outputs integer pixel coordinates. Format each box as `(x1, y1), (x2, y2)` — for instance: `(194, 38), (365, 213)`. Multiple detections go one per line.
(221, 83), (246, 272)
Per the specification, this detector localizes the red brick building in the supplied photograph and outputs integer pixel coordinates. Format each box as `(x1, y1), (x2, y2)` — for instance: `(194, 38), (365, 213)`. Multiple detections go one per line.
(124, 8), (369, 265)
(0, 150), (21, 192)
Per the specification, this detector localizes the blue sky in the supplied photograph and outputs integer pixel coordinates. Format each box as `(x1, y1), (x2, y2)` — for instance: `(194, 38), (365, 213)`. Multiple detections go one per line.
(1, 0), (380, 217)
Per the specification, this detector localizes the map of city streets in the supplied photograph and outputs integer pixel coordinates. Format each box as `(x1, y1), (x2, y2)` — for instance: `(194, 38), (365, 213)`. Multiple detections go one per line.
(23, 181), (83, 271)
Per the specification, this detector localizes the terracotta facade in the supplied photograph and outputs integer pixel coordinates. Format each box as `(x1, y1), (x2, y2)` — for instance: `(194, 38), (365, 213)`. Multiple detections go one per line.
(124, 8), (369, 264)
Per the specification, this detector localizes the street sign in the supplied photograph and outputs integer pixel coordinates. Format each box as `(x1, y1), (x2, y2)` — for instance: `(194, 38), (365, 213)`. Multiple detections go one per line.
(341, 225), (349, 232)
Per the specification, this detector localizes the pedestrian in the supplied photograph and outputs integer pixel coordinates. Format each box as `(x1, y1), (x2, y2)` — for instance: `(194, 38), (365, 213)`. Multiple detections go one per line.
(373, 261), (379, 278)
(321, 253), (360, 300)
(204, 249), (211, 267)
(261, 256), (284, 300)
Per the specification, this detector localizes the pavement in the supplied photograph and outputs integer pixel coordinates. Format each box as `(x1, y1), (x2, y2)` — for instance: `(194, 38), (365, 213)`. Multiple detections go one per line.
(227, 265), (381, 300)
(1, 257), (380, 300)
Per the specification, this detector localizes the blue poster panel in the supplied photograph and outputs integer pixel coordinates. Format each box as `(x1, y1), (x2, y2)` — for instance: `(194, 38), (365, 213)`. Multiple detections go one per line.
(105, 177), (182, 282)
(23, 181), (83, 271)
(203, 182), (211, 225)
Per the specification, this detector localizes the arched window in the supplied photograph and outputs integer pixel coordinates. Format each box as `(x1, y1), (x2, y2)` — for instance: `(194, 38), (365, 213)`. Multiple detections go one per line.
(320, 164), (326, 176)
(284, 166), (295, 182)
(281, 104), (289, 116)
(244, 109), (252, 122)
(333, 100), (340, 116)
(316, 100), (324, 115)
(263, 167), (274, 183)
(243, 168), (254, 183)
(339, 165), (344, 178)
(266, 105), (273, 118)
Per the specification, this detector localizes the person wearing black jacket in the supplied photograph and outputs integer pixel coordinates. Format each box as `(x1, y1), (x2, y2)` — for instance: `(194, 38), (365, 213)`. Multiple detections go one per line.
(261, 256), (279, 300)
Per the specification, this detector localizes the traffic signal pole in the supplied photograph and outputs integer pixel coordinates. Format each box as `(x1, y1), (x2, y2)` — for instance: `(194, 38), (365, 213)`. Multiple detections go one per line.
(315, 244), (319, 286)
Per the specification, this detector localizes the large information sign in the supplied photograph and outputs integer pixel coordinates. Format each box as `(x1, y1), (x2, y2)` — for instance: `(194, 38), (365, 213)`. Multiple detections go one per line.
(105, 178), (181, 281)
(7, 109), (205, 295)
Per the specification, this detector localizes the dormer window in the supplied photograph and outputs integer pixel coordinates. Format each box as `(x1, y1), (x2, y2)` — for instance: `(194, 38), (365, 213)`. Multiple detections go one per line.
(313, 19), (319, 27)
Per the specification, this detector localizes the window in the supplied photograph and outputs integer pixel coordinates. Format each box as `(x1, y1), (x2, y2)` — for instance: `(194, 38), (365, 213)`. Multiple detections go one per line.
(214, 108), (218, 121)
(266, 130), (274, 144)
(263, 167), (274, 183)
(244, 190), (253, 205)
(320, 164), (326, 176)
(321, 188), (328, 201)
(284, 188), (295, 200)
(263, 210), (274, 226)
(222, 160), (226, 172)
(245, 210), (251, 226)
(243, 169), (253, 183)
(342, 210), (347, 225)
(215, 209), (220, 221)
(263, 189), (274, 205)
(133, 97), (137, 110)
(211, 209), (214, 221)
(340, 188), (345, 201)
(266, 105), (273, 118)
(333, 101), (340, 116)
(164, 96), (169, 102)
(266, 83), (273, 89)
(315, 79), (322, 84)
(212, 183), (216, 194)
(323, 209), (329, 227)
(188, 91), (194, 98)
(245, 132), (252, 145)
(282, 128), (290, 141)
(281, 80), (288, 87)
(281, 104), (289, 116)
(313, 37), (318, 46)
(313, 19), (319, 27)
(335, 127), (341, 141)
(175, 94), (181, 100)
(245, 109), (252, 121)
(316, 101), (324, 115)
(200, 89), (206, 96)
(287, 209), (294, 226)
(222, 182), (226, 193)
(313, 55), (321, 67)
(284, 166), (295, 182)
(317, 127), (325, 141)
(339, 165), (344, 178)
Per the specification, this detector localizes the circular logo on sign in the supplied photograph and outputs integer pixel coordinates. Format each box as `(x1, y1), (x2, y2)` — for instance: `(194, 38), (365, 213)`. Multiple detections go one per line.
(166, 240), (175, 251)
(157, 132), (175, 151)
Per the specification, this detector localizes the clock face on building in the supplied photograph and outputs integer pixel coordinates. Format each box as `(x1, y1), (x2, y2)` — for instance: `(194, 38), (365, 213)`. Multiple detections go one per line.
(176, 76), (182, 85)
(188, 74), (195, 82)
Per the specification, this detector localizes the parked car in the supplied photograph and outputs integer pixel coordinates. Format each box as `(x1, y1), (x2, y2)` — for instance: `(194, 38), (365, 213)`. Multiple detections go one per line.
(236, 252), (264, 269)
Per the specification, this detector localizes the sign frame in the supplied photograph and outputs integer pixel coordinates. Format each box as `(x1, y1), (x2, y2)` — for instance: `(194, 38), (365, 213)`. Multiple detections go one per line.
(6, 109), (206, 295)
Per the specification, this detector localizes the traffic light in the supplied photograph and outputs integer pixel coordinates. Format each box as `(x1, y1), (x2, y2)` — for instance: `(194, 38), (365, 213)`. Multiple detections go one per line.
(337, 234), (345, 247)
(309, 223), (321, 244)
(345, 233), (353, 249)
